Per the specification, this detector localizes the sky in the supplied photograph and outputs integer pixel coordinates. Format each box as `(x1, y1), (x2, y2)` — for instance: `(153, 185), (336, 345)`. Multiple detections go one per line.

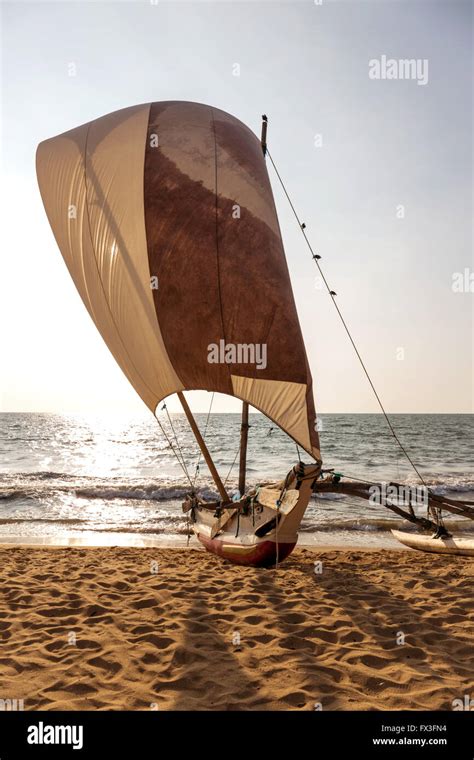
(1, 0), (472, 415)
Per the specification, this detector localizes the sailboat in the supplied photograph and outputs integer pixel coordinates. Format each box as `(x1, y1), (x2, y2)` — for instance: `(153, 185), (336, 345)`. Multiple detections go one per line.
(36, 101), (474, 566)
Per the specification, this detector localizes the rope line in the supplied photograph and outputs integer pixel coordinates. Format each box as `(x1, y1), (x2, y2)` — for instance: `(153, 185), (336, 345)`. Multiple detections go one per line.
(266, 148), (430, 492)
(192, 392), (215, 488)
(224, 443), (241, 487)
(162, 403), (192, 481)
(154, 410), (194, 490)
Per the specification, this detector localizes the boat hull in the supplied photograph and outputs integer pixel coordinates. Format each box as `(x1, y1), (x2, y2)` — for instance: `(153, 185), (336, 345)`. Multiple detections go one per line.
(198, 533), (296, 567)
(391, 529), (474, 556)
(186, 462), (321, 567)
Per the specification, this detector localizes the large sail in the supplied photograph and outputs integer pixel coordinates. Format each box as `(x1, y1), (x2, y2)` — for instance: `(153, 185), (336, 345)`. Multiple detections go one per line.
(36, 101), (321, 461)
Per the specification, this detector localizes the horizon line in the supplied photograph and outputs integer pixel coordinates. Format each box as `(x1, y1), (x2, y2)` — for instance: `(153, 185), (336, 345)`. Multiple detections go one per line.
(1, 411), (472, 416)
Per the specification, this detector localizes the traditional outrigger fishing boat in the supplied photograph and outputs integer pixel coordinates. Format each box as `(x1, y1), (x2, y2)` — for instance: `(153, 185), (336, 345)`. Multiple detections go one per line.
(36, 101), (474, 566)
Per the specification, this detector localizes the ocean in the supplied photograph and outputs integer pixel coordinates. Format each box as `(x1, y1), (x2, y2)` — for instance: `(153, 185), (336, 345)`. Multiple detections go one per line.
(0, 412), (472, 549)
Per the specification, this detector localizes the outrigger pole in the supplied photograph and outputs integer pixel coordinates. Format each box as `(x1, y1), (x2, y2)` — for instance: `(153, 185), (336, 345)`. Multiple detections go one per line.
(314, 478), (474, 535)
(177, 392), (230, 503)
(238, 401), (249, 496)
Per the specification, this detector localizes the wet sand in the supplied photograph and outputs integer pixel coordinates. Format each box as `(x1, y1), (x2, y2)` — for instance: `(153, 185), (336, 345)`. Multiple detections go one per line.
(0, 545), (472, 710)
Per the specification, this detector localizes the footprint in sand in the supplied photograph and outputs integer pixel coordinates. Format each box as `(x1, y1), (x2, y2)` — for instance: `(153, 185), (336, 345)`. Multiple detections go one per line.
(280, 690), (308, 708)
(87, 655), (122, 675)
(131, 598), (159, 610)
(279, 635), (315, 652)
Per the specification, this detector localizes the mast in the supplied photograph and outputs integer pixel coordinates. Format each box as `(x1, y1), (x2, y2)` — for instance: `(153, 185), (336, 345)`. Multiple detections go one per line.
(235, 121), (263, 496)
(177, 391), (230, 503)
(238, 402), (249, 495)
(261, 114), (268, 156)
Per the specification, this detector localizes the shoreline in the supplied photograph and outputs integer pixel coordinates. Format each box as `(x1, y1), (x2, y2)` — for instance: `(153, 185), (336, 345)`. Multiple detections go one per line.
(0, 532), (408, 551)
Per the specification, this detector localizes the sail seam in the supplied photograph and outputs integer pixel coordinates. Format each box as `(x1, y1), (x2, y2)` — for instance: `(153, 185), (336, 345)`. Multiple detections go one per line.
(210, 108), (228, 370)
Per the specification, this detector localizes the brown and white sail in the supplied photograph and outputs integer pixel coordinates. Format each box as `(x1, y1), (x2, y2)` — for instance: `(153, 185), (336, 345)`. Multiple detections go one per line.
(36, 101), (321, 461)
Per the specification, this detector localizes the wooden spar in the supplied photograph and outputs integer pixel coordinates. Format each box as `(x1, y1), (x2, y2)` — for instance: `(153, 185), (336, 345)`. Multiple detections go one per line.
(315, 478), (474, 533)
(238, 401), (249, 495)
(261, 115), (268, 156)
(177, 392), (230, 503)
(314, 479), (445, 534)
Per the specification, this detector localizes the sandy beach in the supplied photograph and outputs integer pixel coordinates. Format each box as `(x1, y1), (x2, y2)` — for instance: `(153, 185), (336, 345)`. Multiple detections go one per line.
(0, 545), (472, 711)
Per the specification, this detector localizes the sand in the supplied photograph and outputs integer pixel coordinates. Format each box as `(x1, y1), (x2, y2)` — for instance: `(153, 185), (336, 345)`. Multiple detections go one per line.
(0, 545), (472, 711)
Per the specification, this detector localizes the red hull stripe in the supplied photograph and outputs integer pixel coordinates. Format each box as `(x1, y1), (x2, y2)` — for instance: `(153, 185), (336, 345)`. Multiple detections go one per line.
(198, 534), (296, 567)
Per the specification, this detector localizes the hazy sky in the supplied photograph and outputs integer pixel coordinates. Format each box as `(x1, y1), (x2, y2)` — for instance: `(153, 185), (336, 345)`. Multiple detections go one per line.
(1, 0), (472, 415)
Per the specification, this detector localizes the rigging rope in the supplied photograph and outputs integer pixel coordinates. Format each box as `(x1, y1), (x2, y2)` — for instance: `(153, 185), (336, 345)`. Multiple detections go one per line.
(154, 411), (194, 490)
(266, 148), (431, 494)
(162, 402), (189, 473)
(192, 392), (215, 488)
(224, 443), (241, 488)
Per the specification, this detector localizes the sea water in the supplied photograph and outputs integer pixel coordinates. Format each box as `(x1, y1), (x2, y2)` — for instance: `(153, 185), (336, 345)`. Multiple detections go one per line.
(0, 413), (472, 549)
